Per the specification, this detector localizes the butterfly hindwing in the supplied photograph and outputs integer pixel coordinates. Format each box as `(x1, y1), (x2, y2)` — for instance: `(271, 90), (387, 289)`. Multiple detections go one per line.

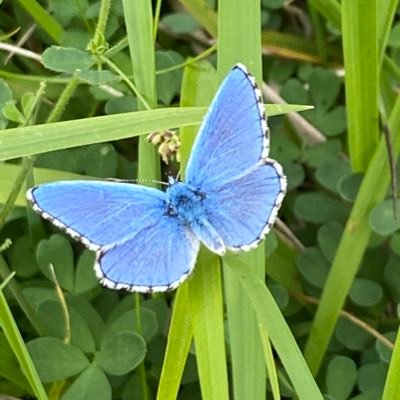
(28, 180), (200, 292)
(96, 216), (200, 292)
(202, 160), (286, 251)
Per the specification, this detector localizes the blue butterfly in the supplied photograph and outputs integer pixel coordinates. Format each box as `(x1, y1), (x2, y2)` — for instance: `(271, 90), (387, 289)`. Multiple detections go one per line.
(27, 64), (287, 293)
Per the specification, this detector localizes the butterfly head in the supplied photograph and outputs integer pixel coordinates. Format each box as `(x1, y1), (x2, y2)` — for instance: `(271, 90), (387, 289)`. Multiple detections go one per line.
(167, 175), (178, 186)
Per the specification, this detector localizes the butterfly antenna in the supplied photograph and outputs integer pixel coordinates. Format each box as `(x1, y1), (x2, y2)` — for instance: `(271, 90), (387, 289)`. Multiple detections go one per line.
(176, 157), (189, 181)
(139, 178), (169, 187)
(105, 177), (169, 187)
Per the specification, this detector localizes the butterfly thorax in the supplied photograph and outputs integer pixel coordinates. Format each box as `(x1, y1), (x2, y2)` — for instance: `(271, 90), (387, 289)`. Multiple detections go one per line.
(166, 181), (206, 224)
(166, 181), (225, 255)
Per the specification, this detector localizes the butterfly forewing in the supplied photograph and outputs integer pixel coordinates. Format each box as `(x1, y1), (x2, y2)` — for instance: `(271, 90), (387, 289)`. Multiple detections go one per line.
(186, 64), (269, 188)
(28, 181), (167, 248)
(185, 64), (286, 251)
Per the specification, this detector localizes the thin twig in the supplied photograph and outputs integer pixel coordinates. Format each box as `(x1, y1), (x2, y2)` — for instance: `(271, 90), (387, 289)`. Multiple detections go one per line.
(272, 220), (394, 350)
(284, 3), (312, 37)
(262, 82), (326, 144)
(379, 98), (398, 219)
(297, 293), (394, 350)
(4, 24), (36, 65)
(275, 218), (305, 251)
(48, 264), (71, 344)
(0, 42), (41, 61)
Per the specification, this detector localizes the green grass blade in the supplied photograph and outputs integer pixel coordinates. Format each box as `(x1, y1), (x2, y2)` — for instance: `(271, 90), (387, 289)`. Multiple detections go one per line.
(180, 61), (228, 400)
(267, 238), (303, 294)
(121, 3), (159, 399)
(0, 107), (205, 161)
(310, 0), (399, 57)
(122, 0), (160, 182)
(0, 331), (32, 393)
(156, 284), (193, 400)
(307, 0), (341, 29)
(382, 329), (400, 400)
(0, 164), (88, 206)
(227, 258), (323, 400)
(218, 0), (262, 76)
(380, 60), (398, 114)
(218, 1), (267, 399)
(308, 0), (398, 79)
(223, 252), (266, 400)
(16, 0), (63, 43)
(156, 60), (218, 400)
(0, 278), (48, 399)
(377, 0), (399, 65)
(0, 256), (44, 336)
(268, 104), (313, 115)
(342, 0), (379, 172)
(121, 0), (156, 108)
(262, 30), (341, 64)
(304, 93), (400, 375)
(188, 249), (229, 400)
(309, 6), (328, 64)
(258, 327), (280, 400)
(179, 61), (217, 162)
(217, 1), (268, 399)
(0, 104), (301, 163)
(180, 0), (217, 37)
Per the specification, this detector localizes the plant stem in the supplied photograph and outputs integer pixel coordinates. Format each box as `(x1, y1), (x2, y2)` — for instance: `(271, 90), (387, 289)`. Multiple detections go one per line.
(0, 287), (48, 400)
(0, 70), (69, 83)
(0, 271), (15, 291)
(94, 0), (112, 43)
(0, 81), (46, 229)
(104, 36), (129, 58)
(0, 255), (45, 335)
(134, 293), (149, 399)
(46, 75), (80, 124)
(0, 156), (35, 230)
(153, 0), (162, 42)
(156, 44), (217, 75)
(101, 55), (151, 110)
(0, 75), (80, 336)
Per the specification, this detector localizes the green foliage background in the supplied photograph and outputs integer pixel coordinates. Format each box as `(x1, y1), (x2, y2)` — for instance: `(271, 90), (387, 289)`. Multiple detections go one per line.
(0, 0), (400, 399)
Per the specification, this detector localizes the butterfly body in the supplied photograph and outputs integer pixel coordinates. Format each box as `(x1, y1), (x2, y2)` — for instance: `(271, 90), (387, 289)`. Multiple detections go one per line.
(167, 180), (226, 255)
(27, 63), (287, 292)
(165, 180), (206, 222)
